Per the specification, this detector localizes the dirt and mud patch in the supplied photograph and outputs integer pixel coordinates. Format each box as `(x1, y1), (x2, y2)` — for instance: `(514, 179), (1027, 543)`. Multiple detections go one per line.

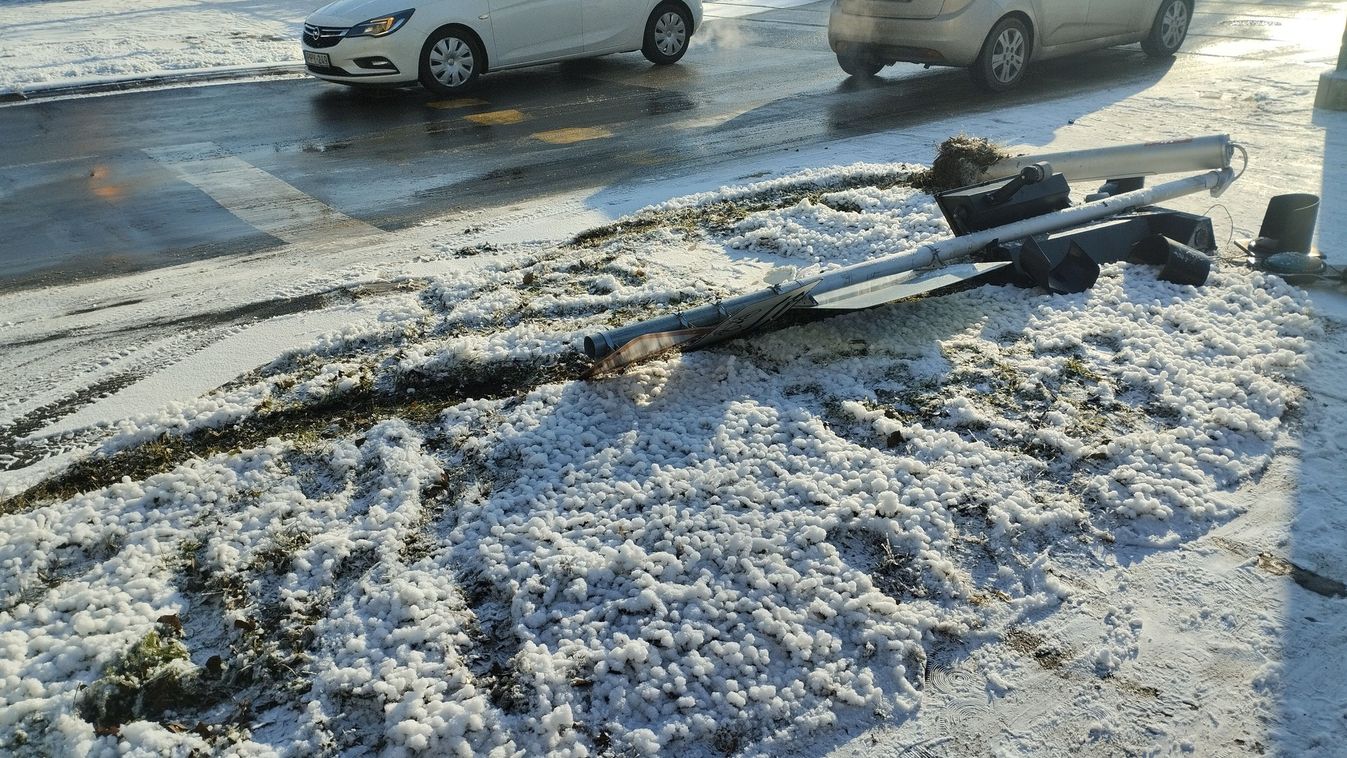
(1256, 552), (1347, 598)
(1005, 628), (1075, 670)
(0, 371), (145, 471)
(0, 350), (589, 516)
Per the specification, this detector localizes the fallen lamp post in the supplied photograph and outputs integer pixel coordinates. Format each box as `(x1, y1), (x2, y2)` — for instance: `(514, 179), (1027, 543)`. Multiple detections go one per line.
(584, 135), (1247, 376)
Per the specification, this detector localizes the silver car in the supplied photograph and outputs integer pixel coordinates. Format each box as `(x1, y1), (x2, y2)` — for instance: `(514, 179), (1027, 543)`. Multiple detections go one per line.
(828, 0), (1193, 91)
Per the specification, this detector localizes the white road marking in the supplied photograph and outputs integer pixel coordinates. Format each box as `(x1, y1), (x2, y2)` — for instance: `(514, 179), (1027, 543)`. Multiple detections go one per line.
(0, 154), (97, 171)
(144, 142), (381, 244)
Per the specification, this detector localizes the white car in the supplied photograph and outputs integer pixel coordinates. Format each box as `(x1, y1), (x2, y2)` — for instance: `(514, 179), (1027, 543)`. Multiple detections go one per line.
(302, 0), (702, 94)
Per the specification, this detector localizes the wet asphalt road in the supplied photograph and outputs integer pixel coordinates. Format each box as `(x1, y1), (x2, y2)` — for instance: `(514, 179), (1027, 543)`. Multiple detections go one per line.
(0, 0), (1336, 289)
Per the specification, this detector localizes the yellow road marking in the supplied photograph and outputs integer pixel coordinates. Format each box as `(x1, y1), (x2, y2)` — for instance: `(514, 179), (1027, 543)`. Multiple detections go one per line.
(464, 109), (526, 126)
(532, 126), (614, 145)
(427, 97), (489, 109)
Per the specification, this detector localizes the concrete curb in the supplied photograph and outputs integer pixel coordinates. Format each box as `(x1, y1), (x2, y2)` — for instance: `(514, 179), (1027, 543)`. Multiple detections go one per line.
(0, 65), (306, 103)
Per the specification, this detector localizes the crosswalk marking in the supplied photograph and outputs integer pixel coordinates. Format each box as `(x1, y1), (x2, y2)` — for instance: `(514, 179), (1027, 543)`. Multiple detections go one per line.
(145, 142), (382, 244)
(532, 126), (613, 144)
(464, 109), (526, 125)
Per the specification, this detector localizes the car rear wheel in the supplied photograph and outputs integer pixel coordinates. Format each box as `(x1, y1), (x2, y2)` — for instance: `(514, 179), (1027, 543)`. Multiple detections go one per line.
(419, 27), (482, 94)
(642, 2), (692, 65)
(970, 16), (1030, 92)
(1141, 0), (1191, 58)
(836, 45), (883, 78)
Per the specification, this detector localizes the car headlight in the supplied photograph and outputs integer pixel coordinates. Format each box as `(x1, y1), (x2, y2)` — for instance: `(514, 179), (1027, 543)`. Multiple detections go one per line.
(346, 9), (414, 38)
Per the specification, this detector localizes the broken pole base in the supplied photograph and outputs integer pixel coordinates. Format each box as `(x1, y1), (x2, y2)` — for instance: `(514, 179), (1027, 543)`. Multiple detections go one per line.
(1316, 69), (1347, 111)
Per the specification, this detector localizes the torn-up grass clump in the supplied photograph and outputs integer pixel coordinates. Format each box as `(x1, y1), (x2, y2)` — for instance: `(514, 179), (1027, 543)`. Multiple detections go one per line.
(908, 135), (1010, 192)
(78, 630), (202, 731)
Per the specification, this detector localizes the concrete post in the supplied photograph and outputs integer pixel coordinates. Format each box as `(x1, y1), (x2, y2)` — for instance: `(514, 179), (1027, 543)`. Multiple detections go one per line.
(1316, 17), (1347, 110)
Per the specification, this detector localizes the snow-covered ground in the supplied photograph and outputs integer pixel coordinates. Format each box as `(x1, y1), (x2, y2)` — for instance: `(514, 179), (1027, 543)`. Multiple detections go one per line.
(4, 2), (1347, 757)
(0, 0), (311, 94)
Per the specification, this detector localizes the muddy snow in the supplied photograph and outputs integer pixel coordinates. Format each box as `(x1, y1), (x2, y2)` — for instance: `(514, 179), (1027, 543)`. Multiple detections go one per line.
(2, 165), (1339, 756)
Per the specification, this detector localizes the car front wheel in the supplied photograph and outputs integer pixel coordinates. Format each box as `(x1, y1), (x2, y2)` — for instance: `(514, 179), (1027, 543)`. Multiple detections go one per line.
(1142, 0), (1191, 58)
(642, 3), (692, 65)
(970, 16), (1030, 92)
(419, 27), (482, 94)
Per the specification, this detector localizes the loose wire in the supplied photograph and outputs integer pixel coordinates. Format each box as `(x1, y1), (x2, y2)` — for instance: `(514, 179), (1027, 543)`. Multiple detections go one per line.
(1201, 202), (1238, 264)
(1231, 143), (1250, 183)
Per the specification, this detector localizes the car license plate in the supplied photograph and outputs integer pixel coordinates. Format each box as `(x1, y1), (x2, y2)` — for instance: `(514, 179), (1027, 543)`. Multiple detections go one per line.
(304, 51), (330, 68)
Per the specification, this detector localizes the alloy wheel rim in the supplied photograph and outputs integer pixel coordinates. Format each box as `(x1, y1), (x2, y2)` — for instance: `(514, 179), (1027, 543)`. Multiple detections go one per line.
(654, 12), (687, 55)
(429, 37), (474, 87)
(1161, 2), (1189, 49)
(991, 27), (1025, 83)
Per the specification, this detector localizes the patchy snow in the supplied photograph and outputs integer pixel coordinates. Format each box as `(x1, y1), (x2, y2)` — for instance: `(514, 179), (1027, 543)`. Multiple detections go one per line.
(3, 3), (1347, 756)
(0, 0), (314, 94)
(726, 183), (950, 268)
(43, 305), (389, 439)
(0, 151), (1340, 755)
